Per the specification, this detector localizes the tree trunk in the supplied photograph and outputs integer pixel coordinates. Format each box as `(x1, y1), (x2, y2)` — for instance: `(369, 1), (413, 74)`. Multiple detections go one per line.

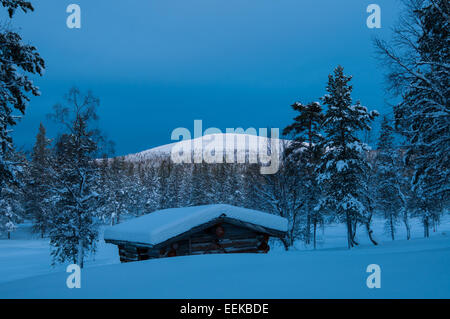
(7, 231), (10, 240)
(313, 219), (317, 250)
(346, 213), (353, 249)
(305, 214), (311, 245)
(78, 239), (85, 268)
(280, 237), (289, 251)
(390, 215), (395, 241)
(365, 222), (378, 246)
(424, 216), (430, 238)
(350, 218), (359, 246)
(403, 215), (411, 240)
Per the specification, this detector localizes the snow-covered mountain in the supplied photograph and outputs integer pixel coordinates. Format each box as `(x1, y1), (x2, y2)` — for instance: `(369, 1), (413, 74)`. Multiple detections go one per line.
(122, 133), (292, 163)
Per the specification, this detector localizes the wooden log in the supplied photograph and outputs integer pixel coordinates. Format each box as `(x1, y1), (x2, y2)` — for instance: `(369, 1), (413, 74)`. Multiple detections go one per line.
(168, 249), (177, 257)
(119, 251), (139, 260)
(189, 232), (259, 243)
(191, 238), (259, 250)
(119, 254), (139, 262)
(215, 225), (225, 237)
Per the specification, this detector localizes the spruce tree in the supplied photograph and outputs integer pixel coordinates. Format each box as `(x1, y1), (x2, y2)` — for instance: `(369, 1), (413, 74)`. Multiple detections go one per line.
(317, 66), (378, 249)
(0, 0), (44, 201)
(140, 164), (160, 213)
(0, 151), (25, 239)
(1, 0), (34, 17)
(283, 101), (324, 248)
(190, 163), (206, 206)
(0, 184), (22, 239)
(27, 123), (53, 237)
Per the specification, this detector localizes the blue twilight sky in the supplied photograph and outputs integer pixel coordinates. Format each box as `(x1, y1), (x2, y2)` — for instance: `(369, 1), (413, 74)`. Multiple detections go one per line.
(7, 0), (401, 156)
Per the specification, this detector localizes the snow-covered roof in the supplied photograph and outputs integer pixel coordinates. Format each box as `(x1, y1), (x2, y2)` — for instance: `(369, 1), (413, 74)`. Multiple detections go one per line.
(104, 204), (288, 246)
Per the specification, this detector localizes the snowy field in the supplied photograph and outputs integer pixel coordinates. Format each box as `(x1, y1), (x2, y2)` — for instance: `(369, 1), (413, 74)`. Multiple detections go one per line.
(0, 216), (449, 298)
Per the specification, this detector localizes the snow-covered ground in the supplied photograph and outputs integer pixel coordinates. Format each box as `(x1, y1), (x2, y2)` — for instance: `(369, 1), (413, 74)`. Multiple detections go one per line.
(0, 216), (449, 298)
(0, 223), (119, 285)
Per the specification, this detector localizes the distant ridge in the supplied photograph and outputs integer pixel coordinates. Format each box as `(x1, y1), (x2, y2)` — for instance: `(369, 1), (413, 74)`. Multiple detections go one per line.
(121, 133), (291, 163)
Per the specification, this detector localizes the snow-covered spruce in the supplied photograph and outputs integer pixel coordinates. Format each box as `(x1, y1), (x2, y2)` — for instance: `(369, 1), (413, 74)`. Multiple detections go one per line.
(316, 66), (379, 249)
(0, 1), (44, 238)
(283, 101), (324, 248)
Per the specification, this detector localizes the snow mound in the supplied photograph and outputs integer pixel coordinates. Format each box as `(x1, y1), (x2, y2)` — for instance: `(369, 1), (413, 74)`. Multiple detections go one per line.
(103, 204), (288, 246)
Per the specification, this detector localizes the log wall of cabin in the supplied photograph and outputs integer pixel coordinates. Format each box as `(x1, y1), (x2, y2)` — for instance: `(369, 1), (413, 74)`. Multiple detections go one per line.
(116, 222), (271, 262)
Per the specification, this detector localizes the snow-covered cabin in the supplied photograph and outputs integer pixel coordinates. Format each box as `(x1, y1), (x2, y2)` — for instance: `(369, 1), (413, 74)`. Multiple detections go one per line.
(104, 204), (288, 262)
